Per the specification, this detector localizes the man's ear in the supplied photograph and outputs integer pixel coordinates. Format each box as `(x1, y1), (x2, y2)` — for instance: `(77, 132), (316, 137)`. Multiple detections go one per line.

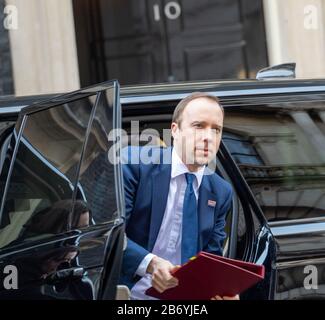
(171, 122), (179, 139)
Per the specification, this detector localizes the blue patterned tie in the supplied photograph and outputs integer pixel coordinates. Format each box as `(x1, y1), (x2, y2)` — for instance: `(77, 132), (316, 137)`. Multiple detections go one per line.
(181, 173), (199, 263)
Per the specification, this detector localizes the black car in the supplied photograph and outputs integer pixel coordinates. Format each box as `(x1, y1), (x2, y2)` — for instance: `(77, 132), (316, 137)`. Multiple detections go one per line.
(0, 71), (324, 300)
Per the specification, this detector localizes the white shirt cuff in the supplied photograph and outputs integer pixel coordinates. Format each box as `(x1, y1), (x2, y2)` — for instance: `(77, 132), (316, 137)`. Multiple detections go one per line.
(135, 253), (156, 277)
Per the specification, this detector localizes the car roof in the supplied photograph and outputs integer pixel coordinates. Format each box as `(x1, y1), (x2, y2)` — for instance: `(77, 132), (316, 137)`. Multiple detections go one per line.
(1, 78), (325, 115)
(120, 79), (325, 104)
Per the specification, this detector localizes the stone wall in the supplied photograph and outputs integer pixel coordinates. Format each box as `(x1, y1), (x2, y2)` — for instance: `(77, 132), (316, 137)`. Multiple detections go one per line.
(0, 0), (14, 95)
(5, 0), (80, 95)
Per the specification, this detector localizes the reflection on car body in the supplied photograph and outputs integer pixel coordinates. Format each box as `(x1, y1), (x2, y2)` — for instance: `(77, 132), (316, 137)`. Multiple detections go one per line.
(0, 81), (124, 300)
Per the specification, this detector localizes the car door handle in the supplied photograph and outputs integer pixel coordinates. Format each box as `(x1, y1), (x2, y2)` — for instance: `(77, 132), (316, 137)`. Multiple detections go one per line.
(46, 267), (85, 284)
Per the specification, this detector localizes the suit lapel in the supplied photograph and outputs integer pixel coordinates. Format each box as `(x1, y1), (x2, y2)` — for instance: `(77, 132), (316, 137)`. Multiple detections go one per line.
(147, 149), (218, 252)
(148, 150), (172, 251)
(198, 174), (218, 250)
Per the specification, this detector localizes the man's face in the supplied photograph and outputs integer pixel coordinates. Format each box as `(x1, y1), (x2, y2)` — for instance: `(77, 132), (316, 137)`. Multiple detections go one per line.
(171, 97), (223, 169)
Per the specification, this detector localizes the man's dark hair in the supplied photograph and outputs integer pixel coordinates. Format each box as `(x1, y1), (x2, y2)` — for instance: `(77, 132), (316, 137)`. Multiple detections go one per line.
(172, 92), (224, 128)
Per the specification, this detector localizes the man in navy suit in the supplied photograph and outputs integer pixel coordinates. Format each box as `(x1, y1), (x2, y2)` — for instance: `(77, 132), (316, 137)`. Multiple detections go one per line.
(120, 92), (238, 300)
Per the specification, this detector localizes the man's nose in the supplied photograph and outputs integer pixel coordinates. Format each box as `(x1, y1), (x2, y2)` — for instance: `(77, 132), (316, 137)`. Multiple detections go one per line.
(202, 128), (214, 141)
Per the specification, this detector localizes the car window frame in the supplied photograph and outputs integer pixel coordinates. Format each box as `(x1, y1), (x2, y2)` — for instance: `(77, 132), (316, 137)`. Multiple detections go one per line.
(72, 86), (124, 225)
(0, 81), (122, 247)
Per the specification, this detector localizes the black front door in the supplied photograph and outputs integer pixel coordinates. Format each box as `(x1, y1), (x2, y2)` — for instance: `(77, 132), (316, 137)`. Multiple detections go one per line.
(74, 0), (268, 86)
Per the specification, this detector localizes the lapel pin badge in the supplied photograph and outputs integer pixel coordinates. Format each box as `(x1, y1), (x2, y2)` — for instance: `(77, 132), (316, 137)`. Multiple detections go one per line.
(207, 200), (216, 207)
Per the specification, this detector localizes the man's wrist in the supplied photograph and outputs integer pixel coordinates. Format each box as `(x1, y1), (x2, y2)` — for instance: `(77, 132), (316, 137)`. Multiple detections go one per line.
(146, 255), (159, 274)
(134, 253), (156, 277)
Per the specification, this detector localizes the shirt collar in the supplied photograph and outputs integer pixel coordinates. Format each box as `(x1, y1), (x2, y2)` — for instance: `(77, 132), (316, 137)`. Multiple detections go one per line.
(171, 148), (205, 188)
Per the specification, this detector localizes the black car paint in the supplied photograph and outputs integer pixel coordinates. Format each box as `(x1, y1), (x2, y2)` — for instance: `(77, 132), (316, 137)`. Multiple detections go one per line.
(0, 81), (125, 300)
(0, 79), (324, 299)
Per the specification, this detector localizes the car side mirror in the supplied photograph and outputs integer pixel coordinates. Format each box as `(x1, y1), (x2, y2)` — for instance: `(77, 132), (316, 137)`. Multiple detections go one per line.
(256, 63), (296, 80)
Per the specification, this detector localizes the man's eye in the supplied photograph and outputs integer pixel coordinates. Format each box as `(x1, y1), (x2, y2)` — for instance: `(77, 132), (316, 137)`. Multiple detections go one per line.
(194, 123), (202, 128)
(212, 127), (222, 134)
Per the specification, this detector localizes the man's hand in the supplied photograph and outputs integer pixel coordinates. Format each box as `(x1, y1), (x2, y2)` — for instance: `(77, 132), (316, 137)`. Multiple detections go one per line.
(147, 256), (179, 293)
(211, 294), (240, 300)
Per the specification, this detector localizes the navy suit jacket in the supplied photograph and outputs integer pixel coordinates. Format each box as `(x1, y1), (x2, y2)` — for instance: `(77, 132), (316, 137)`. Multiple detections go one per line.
(119, 146), (233, 289)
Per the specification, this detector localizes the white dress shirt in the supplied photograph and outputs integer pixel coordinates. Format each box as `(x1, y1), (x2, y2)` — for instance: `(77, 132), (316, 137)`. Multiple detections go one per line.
(130, 148), (205, 300)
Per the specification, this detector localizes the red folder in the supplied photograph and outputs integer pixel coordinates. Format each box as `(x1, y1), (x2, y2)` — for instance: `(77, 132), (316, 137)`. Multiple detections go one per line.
(145, 251), (265, 300)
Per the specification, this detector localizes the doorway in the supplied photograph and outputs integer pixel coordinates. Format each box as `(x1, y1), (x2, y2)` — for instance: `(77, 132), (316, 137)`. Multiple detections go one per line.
(73, 0), (268, 86)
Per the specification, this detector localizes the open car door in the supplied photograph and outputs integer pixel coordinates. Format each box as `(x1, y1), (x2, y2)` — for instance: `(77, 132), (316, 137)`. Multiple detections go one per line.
(0, 81), (125, 299)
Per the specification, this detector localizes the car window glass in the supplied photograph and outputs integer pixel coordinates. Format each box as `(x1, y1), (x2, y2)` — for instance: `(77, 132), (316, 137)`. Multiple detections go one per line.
(0, 96), (95, 249)
(77, 89), (119, 224)
(223, 101), (325, 222)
